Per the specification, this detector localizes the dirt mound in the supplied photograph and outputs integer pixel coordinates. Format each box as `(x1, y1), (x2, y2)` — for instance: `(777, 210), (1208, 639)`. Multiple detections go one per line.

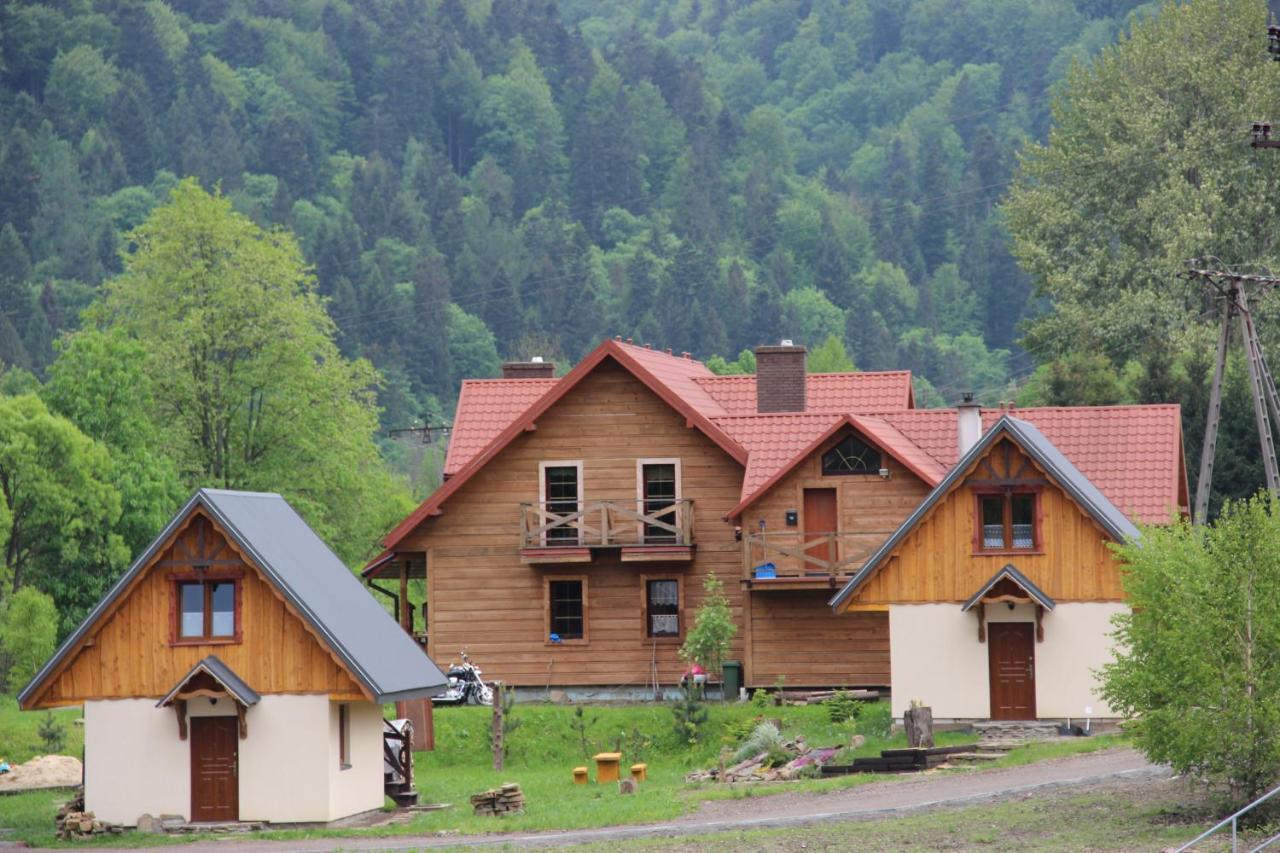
(0, 755), (82, 792)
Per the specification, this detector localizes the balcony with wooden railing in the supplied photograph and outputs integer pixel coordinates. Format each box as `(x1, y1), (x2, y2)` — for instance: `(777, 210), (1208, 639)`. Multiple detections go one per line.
(519, 499), (695, 565)
(741, 531), (885, 590)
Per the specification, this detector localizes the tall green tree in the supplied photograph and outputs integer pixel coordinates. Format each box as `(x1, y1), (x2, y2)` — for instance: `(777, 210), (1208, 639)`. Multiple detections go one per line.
(0, 393), (127, 632)
(1005, 0), (1280, 366)
(90, 180), (410, 563)
(42, 329), (185, 555)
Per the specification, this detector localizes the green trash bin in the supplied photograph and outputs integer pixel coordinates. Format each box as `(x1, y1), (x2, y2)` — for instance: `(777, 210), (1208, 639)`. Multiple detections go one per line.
(722, 660), (743, 700)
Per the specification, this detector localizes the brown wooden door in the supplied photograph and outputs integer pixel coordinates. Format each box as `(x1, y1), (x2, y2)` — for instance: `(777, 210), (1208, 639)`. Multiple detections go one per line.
(988, 622), (1036, 720)
(191, 716), (238, 822)
(803, 488), (838, 569)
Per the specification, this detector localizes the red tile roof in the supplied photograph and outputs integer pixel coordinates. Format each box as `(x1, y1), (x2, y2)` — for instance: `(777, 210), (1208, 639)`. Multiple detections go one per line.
(444, 378), (559, 476)
(694, 372), (914, 414)
(867, 406), (1186, 524)
(377, 340), (1185, 564)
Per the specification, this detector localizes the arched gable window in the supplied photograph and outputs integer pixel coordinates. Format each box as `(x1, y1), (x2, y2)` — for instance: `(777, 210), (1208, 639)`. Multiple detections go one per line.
(821, 434), (881, 475)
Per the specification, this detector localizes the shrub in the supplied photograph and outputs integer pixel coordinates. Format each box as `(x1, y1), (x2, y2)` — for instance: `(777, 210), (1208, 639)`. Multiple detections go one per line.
(854, 701), (893, 739)
(826, 689), (859, 724)
(750, 688), (771, 710)
(672, 683), (709, 746)
(37, 711), (65, 754)
(1103, 494), (1280, 804)
(734, 721), (783, 763)
(0, 587), (58, 693)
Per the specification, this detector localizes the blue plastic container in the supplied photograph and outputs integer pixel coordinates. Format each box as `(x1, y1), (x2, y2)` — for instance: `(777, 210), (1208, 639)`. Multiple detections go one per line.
(753, 562), (777, 579)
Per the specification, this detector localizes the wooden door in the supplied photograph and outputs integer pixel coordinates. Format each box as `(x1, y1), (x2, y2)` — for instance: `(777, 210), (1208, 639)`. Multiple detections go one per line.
(803, 489), (838, 570)
(190, 716), (238, 822)
(988, 622), (1036, 720)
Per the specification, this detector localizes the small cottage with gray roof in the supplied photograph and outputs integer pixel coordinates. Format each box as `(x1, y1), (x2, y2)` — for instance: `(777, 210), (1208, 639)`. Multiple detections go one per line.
(19, 489), (446, 826)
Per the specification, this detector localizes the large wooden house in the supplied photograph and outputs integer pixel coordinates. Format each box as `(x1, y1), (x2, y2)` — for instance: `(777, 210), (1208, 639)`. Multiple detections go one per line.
(368, 339), (1186, 718)
(20, 489), (446, 826)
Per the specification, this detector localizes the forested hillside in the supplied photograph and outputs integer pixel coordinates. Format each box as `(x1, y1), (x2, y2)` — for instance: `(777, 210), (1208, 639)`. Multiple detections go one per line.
(0, 0), (1147, 429)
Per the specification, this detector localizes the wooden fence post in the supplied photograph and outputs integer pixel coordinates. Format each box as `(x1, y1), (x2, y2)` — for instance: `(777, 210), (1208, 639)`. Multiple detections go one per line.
(492, 681), (504, 771)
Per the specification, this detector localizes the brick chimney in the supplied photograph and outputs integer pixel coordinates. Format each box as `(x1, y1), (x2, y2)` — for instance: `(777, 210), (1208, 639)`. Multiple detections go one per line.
(755, 340), (807, 413)
(501, 357), (555, 379)
(957, 392), (981, 457)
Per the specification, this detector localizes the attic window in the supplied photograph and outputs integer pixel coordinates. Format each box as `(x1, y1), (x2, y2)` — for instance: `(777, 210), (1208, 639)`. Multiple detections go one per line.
(172, 576), (241, 644)
(822, 435), (881, 476)
(977, 493), (1039, 552)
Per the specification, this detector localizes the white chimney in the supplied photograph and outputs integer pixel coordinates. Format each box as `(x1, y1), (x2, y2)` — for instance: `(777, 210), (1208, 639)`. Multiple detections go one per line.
(957, 392), (981, 457)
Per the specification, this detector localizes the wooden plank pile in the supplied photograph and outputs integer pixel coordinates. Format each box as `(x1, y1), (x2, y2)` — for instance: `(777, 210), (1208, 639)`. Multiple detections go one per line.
(821, 743), (977, 776)
(469, 783), (525, 816)
(776, 689), (879, 706)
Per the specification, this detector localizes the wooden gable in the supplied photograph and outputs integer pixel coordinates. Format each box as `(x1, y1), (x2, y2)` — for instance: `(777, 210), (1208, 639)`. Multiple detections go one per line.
(27, 510), (367, 708)
(848, 438), (1126, 606)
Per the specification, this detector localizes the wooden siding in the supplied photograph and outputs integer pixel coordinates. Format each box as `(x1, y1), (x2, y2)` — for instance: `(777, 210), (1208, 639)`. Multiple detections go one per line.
(849, 439), (1126, 605)
(748, 593), (889, 687)
(402, 360), (746, 687)
(740, 427), (934, 577)
(34, 512), (367, 707)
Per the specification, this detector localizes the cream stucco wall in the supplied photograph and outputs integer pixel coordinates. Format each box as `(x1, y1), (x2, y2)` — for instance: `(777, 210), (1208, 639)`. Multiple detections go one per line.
(327, 701), (385, 821)
(85, 699), (190, 824)
(888, 603), (1126, 720)
(236, 694), (331, 823)
(84, 695), (386, 826)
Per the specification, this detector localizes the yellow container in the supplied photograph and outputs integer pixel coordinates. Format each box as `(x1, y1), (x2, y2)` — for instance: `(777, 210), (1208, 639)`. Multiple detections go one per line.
(630, 763), (647, 782)
(593, 751), (623, 783)
(573, 766), (588, 784)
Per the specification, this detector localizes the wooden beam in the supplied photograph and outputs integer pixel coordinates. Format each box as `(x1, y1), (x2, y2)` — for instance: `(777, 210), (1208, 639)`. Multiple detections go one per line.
(175, 700), (187, 740)
(237, 703), (248, 739)
(1035, 604), (1044, 642)
(399, 560), (410, 632)
(976, 602), (986, 643)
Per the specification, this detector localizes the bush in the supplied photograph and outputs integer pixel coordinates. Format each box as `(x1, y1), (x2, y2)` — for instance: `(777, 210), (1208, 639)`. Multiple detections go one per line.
(671, 683), (708, 746)
(0, 587), (58, 693)
(825, 689), (859, 724)
(1103, 494), (1280, 804)
(37, 712), (65, 754)
(733, 721), (783, 763)
(854, 701), (893, 739)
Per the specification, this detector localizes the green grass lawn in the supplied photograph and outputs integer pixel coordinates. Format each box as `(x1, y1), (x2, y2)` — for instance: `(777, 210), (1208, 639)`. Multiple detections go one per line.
(0, 698), (1125, 847)
(0, 695), (83, 765)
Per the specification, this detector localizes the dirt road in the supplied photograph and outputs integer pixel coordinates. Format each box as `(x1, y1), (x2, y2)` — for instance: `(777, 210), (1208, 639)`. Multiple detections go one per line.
(171, 747), (1164, 851)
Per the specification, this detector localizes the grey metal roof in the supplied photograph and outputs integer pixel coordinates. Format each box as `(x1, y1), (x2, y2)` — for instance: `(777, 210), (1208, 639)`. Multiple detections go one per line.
(829, 415), (1141, 612)
(157, 655), (261, 707)
(21, 489), (446, 707)
(961, 564), (1055, 613)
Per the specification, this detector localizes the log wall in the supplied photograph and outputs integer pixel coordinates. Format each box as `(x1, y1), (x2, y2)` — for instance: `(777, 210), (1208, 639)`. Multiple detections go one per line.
(403, 360), (746, 687)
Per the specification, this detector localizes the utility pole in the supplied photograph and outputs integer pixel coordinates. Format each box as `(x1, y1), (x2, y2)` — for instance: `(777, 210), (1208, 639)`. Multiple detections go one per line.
(386, 421), (452, 444)
(1186, 264), (1280, 522)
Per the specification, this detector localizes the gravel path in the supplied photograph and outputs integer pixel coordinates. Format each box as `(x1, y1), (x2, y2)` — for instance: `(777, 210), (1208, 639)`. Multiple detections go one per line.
(169, 747), (1164, 852)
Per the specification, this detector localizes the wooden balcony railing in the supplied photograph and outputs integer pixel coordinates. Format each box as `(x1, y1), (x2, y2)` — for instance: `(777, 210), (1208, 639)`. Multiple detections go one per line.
(519, 499), (694, 549)
(742, 531), (886, 586)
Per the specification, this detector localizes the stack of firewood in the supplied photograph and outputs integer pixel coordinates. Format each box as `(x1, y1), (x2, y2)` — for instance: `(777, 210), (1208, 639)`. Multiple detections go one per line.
(469, 783), (525, 816)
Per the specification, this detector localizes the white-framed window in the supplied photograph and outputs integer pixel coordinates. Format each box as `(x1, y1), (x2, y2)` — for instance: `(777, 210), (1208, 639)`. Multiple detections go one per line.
(635, 458), (682, 544)
(538, 460), (584, 545)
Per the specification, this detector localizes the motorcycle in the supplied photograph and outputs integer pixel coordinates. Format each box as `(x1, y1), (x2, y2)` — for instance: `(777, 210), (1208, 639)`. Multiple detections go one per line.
(432, 651), (494, 706)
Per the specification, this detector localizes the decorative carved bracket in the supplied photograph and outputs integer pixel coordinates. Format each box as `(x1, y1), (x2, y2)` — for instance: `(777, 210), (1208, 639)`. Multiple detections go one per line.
(976, 601), (986, 643)
(174, 699), (188, 740)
